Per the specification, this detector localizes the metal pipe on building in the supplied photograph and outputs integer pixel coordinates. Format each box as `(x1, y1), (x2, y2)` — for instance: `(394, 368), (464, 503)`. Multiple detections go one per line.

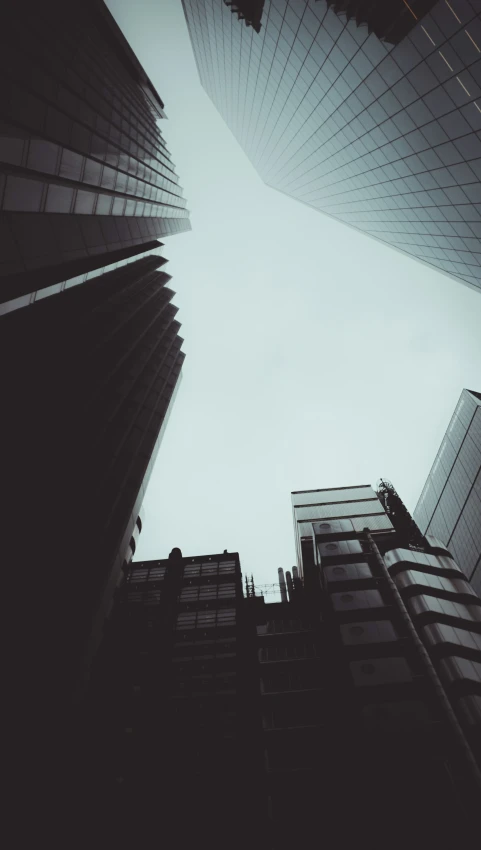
(292, 565), (302, 592)
(285, 571), (294, 602)
(278, 568), (288, 603)
(364, 528), (481, 798)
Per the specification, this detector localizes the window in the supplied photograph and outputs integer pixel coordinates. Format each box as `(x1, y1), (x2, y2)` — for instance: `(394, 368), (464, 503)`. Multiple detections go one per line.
(183, 561), (236, 580)
(127, 564), (166, 583)
(179, 583), (236, 602)
(175, 609), (236, 630)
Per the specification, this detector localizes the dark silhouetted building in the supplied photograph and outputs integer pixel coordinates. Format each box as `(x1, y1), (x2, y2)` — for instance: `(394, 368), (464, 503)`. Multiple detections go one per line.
(0, 0), (190, 312)
(183, 0), (481, 291)
(86, 548), (264, 848)
(414, 388), (481, 595)
(2, 3), (192, 831)
(83, 484), (481, 848)
(5, 251), (185, 837)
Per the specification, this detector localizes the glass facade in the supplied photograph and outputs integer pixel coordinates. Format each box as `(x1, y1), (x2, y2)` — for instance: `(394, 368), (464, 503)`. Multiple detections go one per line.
(183, 0), (481, 291)
(414, 388), (481, 594)
(292, 484), (393, 572)
(0, 0), (190, 302)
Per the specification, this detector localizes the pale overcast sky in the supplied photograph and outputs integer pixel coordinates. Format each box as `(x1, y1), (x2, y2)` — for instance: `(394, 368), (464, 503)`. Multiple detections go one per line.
(108, 0), (481, 593)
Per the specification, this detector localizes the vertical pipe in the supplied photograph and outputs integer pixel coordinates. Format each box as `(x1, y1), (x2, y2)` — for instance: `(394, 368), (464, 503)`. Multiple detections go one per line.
(285, 571), (294, 602)
(278, 568), (288, 603)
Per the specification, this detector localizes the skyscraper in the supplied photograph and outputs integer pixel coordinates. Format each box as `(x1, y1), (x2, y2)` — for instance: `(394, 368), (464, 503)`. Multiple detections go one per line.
(183, 0), (481, 291)
(414, 388), (481, 594)
(3, 6), (192, 834)
(5, 247), (185, 705)
(0, 0), (190, 312)
(6, 250), (186, 842)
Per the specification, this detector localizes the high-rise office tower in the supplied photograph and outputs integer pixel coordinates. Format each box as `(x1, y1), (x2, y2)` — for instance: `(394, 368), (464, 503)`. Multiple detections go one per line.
(0, 0), (190, 312)
(85, 548), (263, 848)
(3, 0), (191, 806)
(414, 388), (481, 595)
(5, 240), (185, 841)
(252, 481), (481, 846)
(2, 4), (193, 841)
(183, 0), (481, 291)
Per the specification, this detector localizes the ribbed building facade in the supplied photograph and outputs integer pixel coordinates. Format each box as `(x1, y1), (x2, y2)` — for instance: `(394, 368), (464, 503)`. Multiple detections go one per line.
(6, 252), (185, 836)
(2, 2), (192, 839)
(183, 0), (481, 291)
(0, 0), (190, 311)
(414, 388), (481, 595)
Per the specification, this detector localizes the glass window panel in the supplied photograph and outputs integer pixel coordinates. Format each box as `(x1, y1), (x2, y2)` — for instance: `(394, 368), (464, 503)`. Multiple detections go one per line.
(74, 190), (95, 214)
(3, 176), (44, 211)
(27, 139), (59, 174)
(59, 148), (83, 181)
(95, 193), (112, 215)
(83, 158), (102, 186)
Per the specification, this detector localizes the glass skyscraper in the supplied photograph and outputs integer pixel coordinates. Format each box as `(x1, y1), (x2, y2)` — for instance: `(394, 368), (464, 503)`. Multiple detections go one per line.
(5, 4), (191, 835)
(414, 388), (481, 595)
(0, 0), (190, 311)
(183, 0), (481, 291)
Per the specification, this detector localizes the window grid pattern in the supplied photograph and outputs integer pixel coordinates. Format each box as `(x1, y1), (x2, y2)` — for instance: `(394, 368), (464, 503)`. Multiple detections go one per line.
(180, 583), (236, 601)
(0, 1), (190, 284)
(184, 0), (481, 290)
(126, 563), (167, 583)
(414, 390), (481, 586)
(176, 608), (237, 629)
(123, 561), (167, 605)
(182, 560), (237, 579)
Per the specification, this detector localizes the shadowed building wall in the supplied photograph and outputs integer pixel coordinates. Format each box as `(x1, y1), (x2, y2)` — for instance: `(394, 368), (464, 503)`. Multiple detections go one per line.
(4, 253), (185, 830)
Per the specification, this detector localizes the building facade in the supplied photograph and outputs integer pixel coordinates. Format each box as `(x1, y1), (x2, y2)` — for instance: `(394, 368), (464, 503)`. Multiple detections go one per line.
(414, 388), (481, 595)
(5, 252), (185, 832)
(256, 481), (481, 843)
(85, 548), (264, 848)
(183, 0), (481, 291)
(80, 484), (481, 847)
(0, 0), (190, 310)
